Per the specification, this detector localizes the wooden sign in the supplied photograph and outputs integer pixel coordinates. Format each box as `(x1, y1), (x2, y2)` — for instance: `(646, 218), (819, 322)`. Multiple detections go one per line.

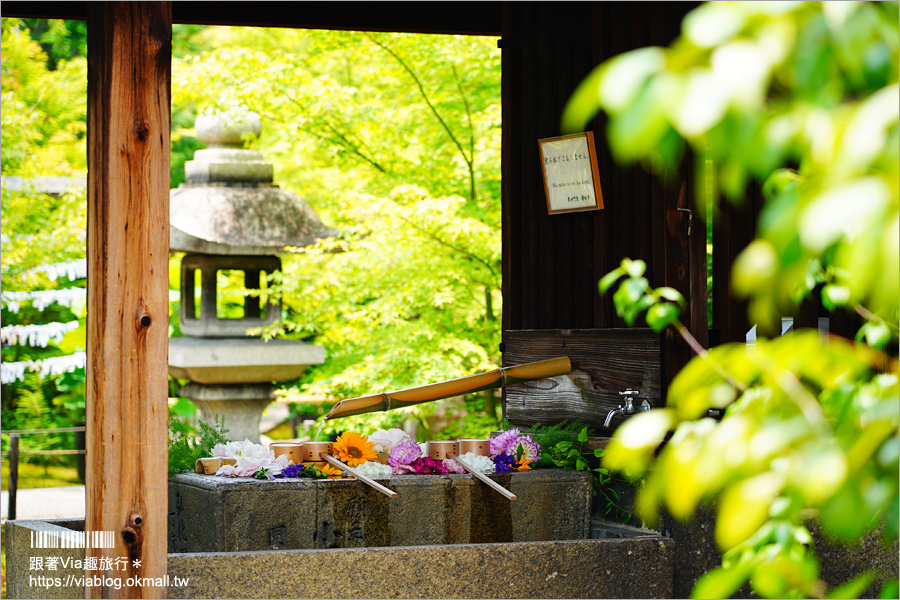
(538, 132), (604, 214)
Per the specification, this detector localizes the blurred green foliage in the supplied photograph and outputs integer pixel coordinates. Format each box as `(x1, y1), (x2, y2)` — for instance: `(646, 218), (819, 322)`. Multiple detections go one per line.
(565, 2), (898, 598)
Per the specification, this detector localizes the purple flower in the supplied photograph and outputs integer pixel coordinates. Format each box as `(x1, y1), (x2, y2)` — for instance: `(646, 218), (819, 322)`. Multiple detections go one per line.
(388, 440), (422, 468)
(490, 429), (541, 461)
(490, 429), (520, 457)
(512, 434), (541, 462)
(281, 463), (304, 478)
(492, 453), (516, 473)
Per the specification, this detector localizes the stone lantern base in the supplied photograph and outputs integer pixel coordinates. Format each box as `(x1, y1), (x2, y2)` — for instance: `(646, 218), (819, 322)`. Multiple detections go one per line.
(169, 337), (325, 443)
(180, 383), (276, 443)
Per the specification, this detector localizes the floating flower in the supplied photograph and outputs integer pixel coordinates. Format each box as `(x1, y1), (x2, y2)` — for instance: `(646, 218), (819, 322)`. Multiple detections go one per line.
(512, 435), (541, 462)
(442, 458), (467, 474)
(211, 439), (250, 459)
(212, 439), (288, 477)
(318, 463), (343, 478)
(216, 464), (239, 477)
(354, 461), (394, 479)
(492, 453), (516, 473)
(368, 428), (411, 453)
(280, 463), (327, 478)
(411, 456), (449, 475)
(490, 429), (521, 456)
(452, 452), (495, 475)
(490, 430), (541, 462)
(333, 431), (378, 467)
(388, 439), (422, 468)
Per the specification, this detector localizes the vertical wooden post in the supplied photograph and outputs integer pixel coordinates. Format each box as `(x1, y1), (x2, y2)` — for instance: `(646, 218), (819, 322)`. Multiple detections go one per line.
(86, 3), (171, 598)
(8, 434), (19, 521)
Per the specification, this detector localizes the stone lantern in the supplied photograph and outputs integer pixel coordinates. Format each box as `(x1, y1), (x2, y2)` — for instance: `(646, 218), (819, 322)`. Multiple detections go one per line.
(168, 111), (335, 442)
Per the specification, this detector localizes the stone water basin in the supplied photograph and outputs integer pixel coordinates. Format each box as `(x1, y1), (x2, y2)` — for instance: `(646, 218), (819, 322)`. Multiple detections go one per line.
(168, 470), (594, 552)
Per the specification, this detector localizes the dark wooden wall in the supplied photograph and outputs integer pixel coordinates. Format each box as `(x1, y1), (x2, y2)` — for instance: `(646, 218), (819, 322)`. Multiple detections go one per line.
(501, 2), (706, 403)
(501, 2), (699, 336)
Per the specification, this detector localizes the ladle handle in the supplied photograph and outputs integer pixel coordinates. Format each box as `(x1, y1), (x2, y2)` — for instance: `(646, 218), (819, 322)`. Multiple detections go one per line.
(321, 453), (398, 498)
(448, 452), (516, 501)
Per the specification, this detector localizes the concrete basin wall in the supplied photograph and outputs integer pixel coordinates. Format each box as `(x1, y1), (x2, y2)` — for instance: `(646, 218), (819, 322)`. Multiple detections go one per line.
(5, 518), (675, 599)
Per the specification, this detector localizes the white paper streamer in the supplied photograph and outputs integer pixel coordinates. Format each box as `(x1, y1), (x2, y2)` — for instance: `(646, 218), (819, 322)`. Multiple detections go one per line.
(2, 288), (86, 313)
(0, 320), (80, 347)
(0, 351), (86, 384)
(32, 259), (88, 282)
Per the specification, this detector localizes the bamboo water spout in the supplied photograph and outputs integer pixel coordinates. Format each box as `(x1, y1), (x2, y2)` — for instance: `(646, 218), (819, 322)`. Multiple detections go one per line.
(324, 357), (572, 420)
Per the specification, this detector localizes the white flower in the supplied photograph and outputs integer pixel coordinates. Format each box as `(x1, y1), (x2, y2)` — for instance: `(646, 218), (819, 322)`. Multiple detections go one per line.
(211, 440), (245, 459)
(455, 452), (495, 475)
(212, 439), (288, 477)
(353, 461), (394, 479)
(367, 428), (411, 453)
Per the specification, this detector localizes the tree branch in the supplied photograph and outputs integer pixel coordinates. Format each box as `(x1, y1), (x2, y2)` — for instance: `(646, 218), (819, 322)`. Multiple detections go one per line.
(282, 89), (391, 174)
(450, 63), (477, 204)
(365, 35), (474, 178)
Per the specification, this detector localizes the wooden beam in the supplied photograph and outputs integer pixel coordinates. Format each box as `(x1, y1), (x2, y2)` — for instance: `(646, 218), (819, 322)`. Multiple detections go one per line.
(1, 1), (502, 36)
(86, 3), (171, 598)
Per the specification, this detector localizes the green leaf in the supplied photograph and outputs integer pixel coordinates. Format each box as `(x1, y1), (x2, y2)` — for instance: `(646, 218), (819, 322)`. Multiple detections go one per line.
(599, 267), (625, 295)
(645, 302), (681, 333)
(692, 562), (753, 599)
(656, 286), (686, 307)
(857, 320), (891, 349)
(821, 284), (851, 310)
(827, 572), (875, 599)
(623, 258), (647, 278)
(578, 426), (589, 443)
(716, 472), (783, 550)
(878, 579), (899, 599)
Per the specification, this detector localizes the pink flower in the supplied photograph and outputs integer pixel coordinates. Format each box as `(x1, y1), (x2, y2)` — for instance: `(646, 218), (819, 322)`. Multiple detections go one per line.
(412, 456), (449, 475)
(442, 458), (467, 474)
(368, 428), (411, 453)
(388, 440), (422, 468)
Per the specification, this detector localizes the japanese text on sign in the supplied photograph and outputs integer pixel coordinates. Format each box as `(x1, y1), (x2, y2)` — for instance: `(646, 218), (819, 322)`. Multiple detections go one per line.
(538, 133), (603, 214)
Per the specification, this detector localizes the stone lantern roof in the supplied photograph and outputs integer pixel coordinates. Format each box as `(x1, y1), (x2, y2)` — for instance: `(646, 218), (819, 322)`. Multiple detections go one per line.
(169, 110), (337, 255)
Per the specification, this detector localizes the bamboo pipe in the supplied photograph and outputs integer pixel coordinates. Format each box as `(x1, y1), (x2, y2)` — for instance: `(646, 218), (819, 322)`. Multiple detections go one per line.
(325, 356), (571, 420)
(448, 452), (516, 501)
(320, 453), (397, 498)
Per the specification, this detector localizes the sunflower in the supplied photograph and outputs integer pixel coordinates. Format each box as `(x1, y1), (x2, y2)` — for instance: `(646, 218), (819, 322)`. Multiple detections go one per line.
(332, 431), (378, 467)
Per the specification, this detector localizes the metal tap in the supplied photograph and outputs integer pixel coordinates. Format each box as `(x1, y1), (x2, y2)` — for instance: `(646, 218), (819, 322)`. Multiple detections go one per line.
(604, 389), (650, 428)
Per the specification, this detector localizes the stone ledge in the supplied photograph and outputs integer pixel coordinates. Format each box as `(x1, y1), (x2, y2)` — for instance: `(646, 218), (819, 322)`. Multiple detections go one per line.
(5, 518), (674, 599)
(168, 537), (675, 599)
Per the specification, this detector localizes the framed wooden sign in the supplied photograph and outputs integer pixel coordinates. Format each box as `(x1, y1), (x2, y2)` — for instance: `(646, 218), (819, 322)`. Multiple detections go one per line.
(538, 132), (604, 215)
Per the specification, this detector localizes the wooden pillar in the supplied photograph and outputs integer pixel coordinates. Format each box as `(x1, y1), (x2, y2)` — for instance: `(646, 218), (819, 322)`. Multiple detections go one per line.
(86, 3), (171, 598)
